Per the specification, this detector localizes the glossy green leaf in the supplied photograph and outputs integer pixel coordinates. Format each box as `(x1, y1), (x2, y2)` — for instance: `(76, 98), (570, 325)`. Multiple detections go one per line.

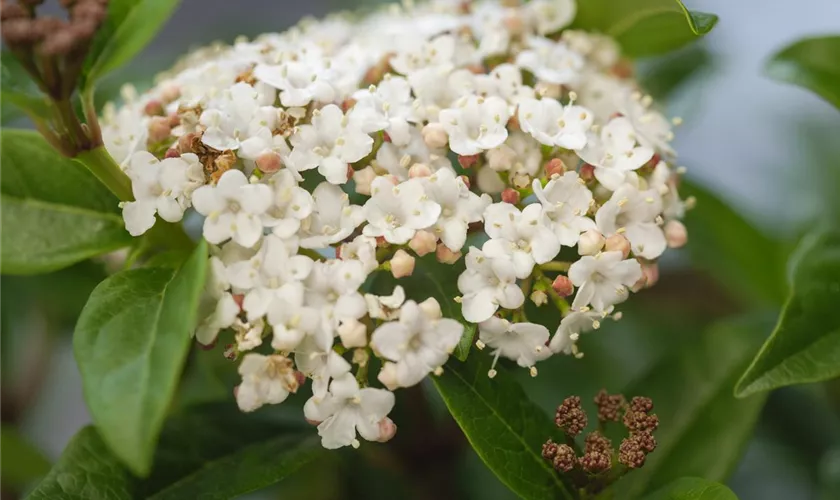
(1, 53), (51, 123)
(82, 0), (181, 89)
(573, 1), (718, 57)
(432, 354), (573, 500)
(74, 240), (208, 476)
(736, 228), (840, 397)
(644, 477), (739, 500)
(1, 130), (131, 275)
(765, 35), (840, 109)
(615, 316), (770, 498)
(1, 425), (51, 488)
(147, 435), (322, 500)
(681, 179), (788, 306)
(26, 426), (135, 500)
(639, 44), (713, 101)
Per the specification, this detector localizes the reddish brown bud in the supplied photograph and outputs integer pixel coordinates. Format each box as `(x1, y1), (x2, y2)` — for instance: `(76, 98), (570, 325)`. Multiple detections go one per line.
(555, 396), (588, 436)
(294, 370), (307, 387)
(552, 444), (577, 472)
(382, 130), (392, 143)
(623, 410), (659, 434)
(594, 389), (626, 423)
(256, 152), (283, 173)
(544, 158), (565, 178)
(552, 275), (574, 297)
(501, 188), (520, 205)
(541, 439), (558, 460)
(164, 148), (180, 159)
(1, 2), (29, 21)
(143, 100), (165, 116)
(629, 396), (654, 413)
(584, 431), (612, 455)
(458, 154), (481, 169)
(579, 164), (595, 181)
(232, 294), (245, 310)
(40, 29), (78, 56)
(618, 437), (646, 469)
(148, 116), (172, 144)
(579, 450), (611, 474)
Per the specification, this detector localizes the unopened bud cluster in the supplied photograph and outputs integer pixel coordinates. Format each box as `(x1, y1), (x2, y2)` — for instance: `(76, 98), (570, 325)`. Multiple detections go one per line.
(95, 0), (690, 450)
(542, 390), (659, 494)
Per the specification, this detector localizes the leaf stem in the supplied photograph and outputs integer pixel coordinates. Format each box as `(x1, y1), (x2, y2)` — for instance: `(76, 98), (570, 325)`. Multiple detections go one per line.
(74, 146), (134, 201)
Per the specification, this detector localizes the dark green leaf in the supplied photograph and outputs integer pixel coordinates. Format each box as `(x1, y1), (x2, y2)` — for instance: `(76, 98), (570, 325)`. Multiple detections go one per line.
(0, 129), (131, 275)
(1, 425), (51, 488)
(765, 35), (840, 109)
(74, 240), (208, 476)
(638, 44), (713, 101)
(573, 1), (718, 57)
(432, 354), (573, 500)
(644, 477), (738, 500)
(681, 179), (789, 306)
(26, 426), (135, 500)
(82, 0), (182, 89)
(1, 53), (51, 123)
(614, 316), (770, 498)
(147, 435), (322, 500)
(736, 228), (840, 396)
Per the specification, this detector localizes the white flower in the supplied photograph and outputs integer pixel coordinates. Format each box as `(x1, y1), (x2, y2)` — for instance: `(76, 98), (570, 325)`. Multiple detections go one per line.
(365, 286), (406, 321)
(595, 184), (667, 260)
(482, 203), (560, 278)
(234, 318), (265, 351)
(300, 182), (365, 249)
(370, 299), (463, 388)
(422, 168), (490, 251)
(254, 60), (336, 107)
(621, 93), (675, 156)
(199, 82), (277, 151)
(409, 68), (475, 122)
(528, 0), (576, 35)
(192, 169), (273, 247)
(457, 247), (524, 323)
(568, 251), (642, 312)
(296, 335), (352, 400)
(339, 235), (378, 273)
(236, 353), (299, 412)
(195, 292), (239, 346)
(516, 37), (584, 86)
(389, 34), (456, 76)
(305, 259), (368, 334)
(578, 117), (654, 191)
(532, 172), (596, 247)
(549, 307), (613, 356)
(122, 151), (204, 236)
(261, 169), (313, 238)
(286, 104), (374, 184)
(373, 128), (452, 180)
(473, 64), (535, 106)
(363, 177), (441, 244)
(486, 131), (543, 176)
(237, 127), (292, 163)
(304, 373), (395, 449)
(650, 161), (686, 220)
(101, 101), (147, 167)
(518, 97), (593, 150)
(478, 317), (552, 369)
(439, 95), (511, 155)
(227, 234), (314, 321)
(352, 76), (416, 146)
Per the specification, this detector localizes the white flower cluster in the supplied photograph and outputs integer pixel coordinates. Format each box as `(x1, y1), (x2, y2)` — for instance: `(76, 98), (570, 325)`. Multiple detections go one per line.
(103, 0), (691, 450)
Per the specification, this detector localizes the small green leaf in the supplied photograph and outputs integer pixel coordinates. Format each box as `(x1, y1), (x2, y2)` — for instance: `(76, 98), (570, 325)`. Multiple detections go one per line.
(736, 228), (840, 397)
(82, 0), (182, 89)
(573, 1), (718, 57)
(26, 426), (136, 500)
(433, 354), (573, 500)
(1, 425), (51, 488)
(615, 316), (770, 497)
(644, 477), (739, 500)
(147, 435), (322, 500)
(681, 179), (789, 306)
(1, 130), (131, 275)
(0, 54), (51, 123)
(765, 35), (840, 109)
(74, 240), (208, 476)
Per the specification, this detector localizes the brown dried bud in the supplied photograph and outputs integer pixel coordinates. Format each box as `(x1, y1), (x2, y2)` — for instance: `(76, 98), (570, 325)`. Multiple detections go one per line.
(593, 389), (626, 423)
(211, 150), (237, 183)
(629, 396), (654, 414)
(143, 100), (165, 117)
(40, 29), (80, 56)
(552, 444), (577, 473)
(72, 1), (106, 23)
(623, 410), (659, 434)
(541, 439), (558, 460)
(1, 2), (29, 21)
(634, 430), (657, 453)
(2, 19), (40, 45)
(555, 396), (588, 436)
(579, 450), (611, 474)
(584, 431), (612, 455)
(551, 275), (574, 297)
(618, 437), (646, 469)
(501, 187), (520, 205)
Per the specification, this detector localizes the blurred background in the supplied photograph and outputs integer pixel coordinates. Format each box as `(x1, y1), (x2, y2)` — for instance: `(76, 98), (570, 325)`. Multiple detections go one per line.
(3, 1), (840, 499)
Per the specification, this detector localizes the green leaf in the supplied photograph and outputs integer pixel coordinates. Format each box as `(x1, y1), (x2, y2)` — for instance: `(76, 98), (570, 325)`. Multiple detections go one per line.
(573, 1), (718, 57)
(1, 425), (51, 488)
(681, 179), (789, 306)
(638, 44), (713, 101)
(82, 0), (182, 89)
(0, 129), (131, 275)
(765, 35), (840, 109)
(736, 228), (840, 397)
(432, 354), (573, 500)
(1, 53), (51, 123)
(26, 426), (136, 500)
(615, 316), (770, 498)
(74, 240), (208, 476)
(147, 435), (322, 500)
(644, 477), (739, 500)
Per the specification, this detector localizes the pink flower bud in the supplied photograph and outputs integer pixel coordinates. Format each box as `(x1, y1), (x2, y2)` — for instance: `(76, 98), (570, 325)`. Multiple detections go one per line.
(552, 275), (574, 297)
(147, 116), (172, 143)
(408, 163), (432, 178)
(544, 158), (565, 178)
(436, 243), (462, 264)
(352, 166), (377, 195)
(578, 229), (605, 256)
(376, 417), (398, 443)
(501, 188), (520, 204)
(390, 249), (415, 278)
(232, 294), (245, 310)
(256, 152), (282, 173)
(422, 123), (449, 149)
(378, 362), (400, 391)
(642, 262), (659, 288)
(164, 148), (180, 159)
(579, 164), (595, 181)
(409, 230), (437, 256)
(664, 220), (687, 248)
(143, 100), (164, 116)
(458, 154), (481, 169)
(294, 371), (307, 387)
(338, 318), (367, 348)
(605, 234), (631, 259)
(346, 164), (355, 183)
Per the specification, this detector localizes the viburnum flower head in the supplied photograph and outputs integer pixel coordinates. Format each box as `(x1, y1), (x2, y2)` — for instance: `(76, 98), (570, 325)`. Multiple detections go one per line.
(518, 97), (593, 150)
(532, 172), (596, 247)
(568, 251), (642, 312)
(579, 116), (654, 191)
(439, 95), (511, 156)
(482, 202), (561, 278)
(458, 247), (525, 323)
(363, 176), (441, 244)
(192, 169), (273, 248)
(479, 317), (552, 370)
(596, 184), (667, 260)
